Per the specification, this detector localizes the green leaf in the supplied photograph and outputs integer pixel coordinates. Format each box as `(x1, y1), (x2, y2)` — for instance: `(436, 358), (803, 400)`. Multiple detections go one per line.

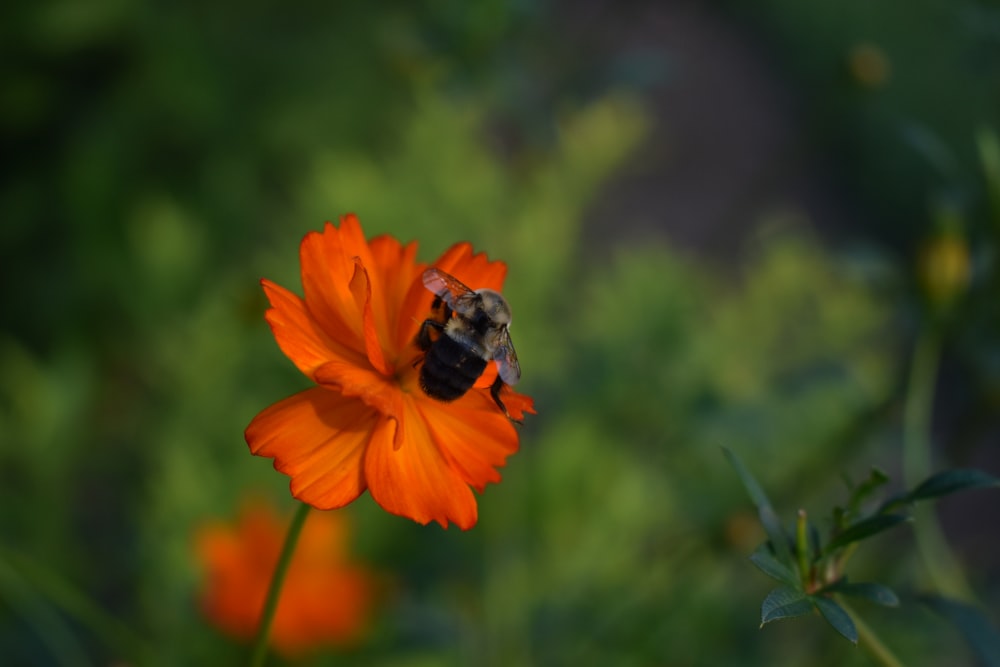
(807, 519), (822, 561)
(813, 596), (858, 644)
(875, 491), (910, 515)
(846, 467), (890, 516)
(723, 447), (792, 567)
(832, 505), (846, 530)
(749, 546), (800, 589)
(823, 514), (910, 555)
(826, 581), (899, 607)
(921, 594), (1000, 667)
(761, 586), (814, 626)
(907, 469), (1000, 503)
(977, 127), (1000, 227)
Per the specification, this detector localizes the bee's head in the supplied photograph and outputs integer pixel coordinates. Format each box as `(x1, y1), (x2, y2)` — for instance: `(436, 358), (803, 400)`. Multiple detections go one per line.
(474, 289), (512, 328)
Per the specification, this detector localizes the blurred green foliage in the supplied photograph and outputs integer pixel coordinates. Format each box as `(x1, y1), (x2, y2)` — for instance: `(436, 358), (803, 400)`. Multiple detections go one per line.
(2, 0), (999, 666)
(728, 0), (1000, 249)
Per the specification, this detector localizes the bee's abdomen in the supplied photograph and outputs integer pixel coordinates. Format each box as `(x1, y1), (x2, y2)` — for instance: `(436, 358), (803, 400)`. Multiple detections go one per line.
(419, 335), (487, 401)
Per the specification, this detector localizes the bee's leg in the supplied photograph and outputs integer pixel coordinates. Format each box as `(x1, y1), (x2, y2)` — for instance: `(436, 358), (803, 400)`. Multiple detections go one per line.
(415, 319), (444, 353)
(490, 376), (521, 424)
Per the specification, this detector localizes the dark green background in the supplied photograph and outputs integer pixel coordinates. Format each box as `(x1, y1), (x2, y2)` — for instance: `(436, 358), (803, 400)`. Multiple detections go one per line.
(2, 0), (999, 664)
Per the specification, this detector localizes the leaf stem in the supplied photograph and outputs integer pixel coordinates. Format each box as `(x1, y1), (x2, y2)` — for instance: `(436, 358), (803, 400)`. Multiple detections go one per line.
(250, 501), (311, 667)
(839, 598), (907, 667)
(902, 326), (971, 599)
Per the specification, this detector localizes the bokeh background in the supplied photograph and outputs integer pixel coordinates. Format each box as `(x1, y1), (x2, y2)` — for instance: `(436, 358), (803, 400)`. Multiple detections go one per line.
(2, 0), (1000, 665)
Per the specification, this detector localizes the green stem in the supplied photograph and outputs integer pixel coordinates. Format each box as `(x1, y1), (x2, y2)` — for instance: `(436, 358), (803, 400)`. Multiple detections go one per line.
(250, 502), (311, 667)
(795, 510), (811, 589)
(839, 599), (906, 667)
(902, 326), (972, 600)
(833, 541), (860, 582)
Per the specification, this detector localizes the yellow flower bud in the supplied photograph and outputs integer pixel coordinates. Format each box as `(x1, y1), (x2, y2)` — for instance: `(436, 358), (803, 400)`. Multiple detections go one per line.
(918, 232), (971, 308)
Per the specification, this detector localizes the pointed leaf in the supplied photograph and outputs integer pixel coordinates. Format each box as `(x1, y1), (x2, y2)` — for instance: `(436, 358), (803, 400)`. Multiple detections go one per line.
(847, 468), (890, 516)
(867, 467), (889, 486)
(761, 586), (814, 626)
(832, 505), (846, 530)
(807, 519), (822, 561)
(723, 447), (793, 566)
(823, 514), (910, 555)
(827, 581), (900, 607)
(875, 490), (910, 515)
(907, 469), (1000, 503)
(813, 597), (858, 644)
(921, 594), (1000, 667)
(750, 546), (800, 588)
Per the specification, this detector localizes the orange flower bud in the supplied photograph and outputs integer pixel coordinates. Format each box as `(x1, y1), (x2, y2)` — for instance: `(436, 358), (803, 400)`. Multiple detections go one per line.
(847, 43), (891, 90)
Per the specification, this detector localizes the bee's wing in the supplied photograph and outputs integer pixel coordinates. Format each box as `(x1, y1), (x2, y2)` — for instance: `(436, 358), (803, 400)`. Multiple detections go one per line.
(492, 329), (521, 386)
(422, 267), (480, 316)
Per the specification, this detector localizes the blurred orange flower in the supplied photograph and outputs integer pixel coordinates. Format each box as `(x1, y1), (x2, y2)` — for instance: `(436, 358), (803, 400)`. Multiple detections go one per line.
(246, 214), (534, 529)
(195, 501), (375, 657)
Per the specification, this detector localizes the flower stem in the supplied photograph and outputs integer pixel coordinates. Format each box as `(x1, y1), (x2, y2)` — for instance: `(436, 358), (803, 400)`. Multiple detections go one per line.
(901, 326), (971, 600)
(839, 599), (907, 667)
(250, 501), (311, 667)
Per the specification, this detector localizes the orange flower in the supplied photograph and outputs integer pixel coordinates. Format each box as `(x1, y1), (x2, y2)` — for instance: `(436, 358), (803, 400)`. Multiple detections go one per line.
(194, 500), (375, 657)
(246, 215), (534, 529)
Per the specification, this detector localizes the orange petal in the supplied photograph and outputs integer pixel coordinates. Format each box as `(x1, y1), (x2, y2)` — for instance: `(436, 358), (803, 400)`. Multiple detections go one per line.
(394, 274), (435, 356)
(335, 214), (383, 288)
(298, 223), (367, 354)
(466, 366), (534, 422)
(431, 242), (508, 293)
(196, 500), (375, 656)
(273, 565), (373, 655)
(472, 362), (499, 389)
(262, 279), (366, 379)
(414, 391), (519, 492)
(495, 389), (535, 423)
(363, 399), (478, 529)
(314, 360), (404, 426)
(334, 215), (397, 347)
(246, 387), (376, 510)
(270, 510), (374, 654)
(347, 258), (393, 376)
(368, 235), (425, 356)
(299, 217), (413, 376)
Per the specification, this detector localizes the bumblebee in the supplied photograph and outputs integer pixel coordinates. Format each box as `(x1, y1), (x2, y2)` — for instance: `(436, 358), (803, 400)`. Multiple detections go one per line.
(415, 267), (521, 420)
